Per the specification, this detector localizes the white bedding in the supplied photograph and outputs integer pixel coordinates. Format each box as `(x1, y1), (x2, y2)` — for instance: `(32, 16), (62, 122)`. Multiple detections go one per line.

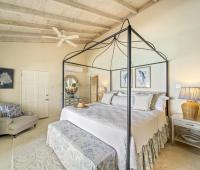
(60, 103), (167, 170)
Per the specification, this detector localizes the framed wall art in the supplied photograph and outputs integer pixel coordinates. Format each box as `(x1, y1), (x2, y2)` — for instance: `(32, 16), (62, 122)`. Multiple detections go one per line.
(135, 66), (151, 88)
(120, 70), (133, 88)
(0, 68), (14, 89)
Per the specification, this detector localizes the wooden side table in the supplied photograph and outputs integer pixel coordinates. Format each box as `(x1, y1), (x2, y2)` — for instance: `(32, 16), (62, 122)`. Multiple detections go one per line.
(171, 113), (200, 148)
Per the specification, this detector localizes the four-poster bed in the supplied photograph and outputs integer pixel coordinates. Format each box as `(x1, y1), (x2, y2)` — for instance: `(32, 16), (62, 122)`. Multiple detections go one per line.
(60, 19), (169, 170)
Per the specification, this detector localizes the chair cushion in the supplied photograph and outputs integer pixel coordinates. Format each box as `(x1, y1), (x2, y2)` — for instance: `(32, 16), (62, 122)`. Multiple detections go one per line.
(9, 115), (38, 130)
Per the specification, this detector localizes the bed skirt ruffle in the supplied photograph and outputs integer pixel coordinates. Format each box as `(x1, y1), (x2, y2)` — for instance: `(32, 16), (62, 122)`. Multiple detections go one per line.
(136, 125), (169, 170)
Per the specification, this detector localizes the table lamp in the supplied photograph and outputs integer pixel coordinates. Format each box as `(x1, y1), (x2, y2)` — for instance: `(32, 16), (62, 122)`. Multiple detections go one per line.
(179, 87), (200, 120)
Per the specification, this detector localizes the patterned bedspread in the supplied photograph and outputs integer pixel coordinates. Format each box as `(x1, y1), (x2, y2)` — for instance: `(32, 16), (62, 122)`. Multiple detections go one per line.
(60, 103), (167, 170)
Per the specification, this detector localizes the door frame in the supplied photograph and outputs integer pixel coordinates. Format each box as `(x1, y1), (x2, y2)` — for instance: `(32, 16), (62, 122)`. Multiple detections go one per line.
(21, 70), (49, 117)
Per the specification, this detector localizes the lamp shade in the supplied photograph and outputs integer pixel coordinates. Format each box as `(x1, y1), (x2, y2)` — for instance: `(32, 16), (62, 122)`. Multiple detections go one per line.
(179, 87), (200, 101)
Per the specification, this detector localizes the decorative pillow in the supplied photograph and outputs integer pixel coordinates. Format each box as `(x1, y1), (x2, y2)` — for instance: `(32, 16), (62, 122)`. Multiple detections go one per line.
(133, 94), (153, 111)
(0, 103), (9, 117)
(0, 103), (23, 118)
(111, 96), (134, 107)
(150, 93), (165, 110)
(117, 91), (127, 97)
(0, 104), (3, 117)
(112, 96), (125, 106)
(117, 91), (135, 96)
(155, 95), (169, 111)
(101, 92), (114, 105)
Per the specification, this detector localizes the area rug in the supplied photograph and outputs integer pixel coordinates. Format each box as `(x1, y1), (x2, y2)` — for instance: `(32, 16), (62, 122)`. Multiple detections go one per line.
(12, 135), (65, 170)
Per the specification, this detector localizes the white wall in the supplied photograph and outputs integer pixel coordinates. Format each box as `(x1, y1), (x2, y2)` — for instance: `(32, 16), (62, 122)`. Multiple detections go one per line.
(0, 42), (83, 116)
(1, 0), (200, 115)
(87, 0), (200, 114)
(131, 0), (200, 114)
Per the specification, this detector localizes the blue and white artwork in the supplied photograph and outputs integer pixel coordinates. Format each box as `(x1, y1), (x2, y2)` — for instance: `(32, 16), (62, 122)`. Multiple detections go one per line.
(0, 68), (14, 89)
(135, 66), (151, 88)
(120, 70), (133, 88)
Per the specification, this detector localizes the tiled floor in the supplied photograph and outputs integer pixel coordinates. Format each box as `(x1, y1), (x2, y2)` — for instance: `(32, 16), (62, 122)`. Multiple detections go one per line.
(0, 116), (200, 170)
(154, 143), (200, 170)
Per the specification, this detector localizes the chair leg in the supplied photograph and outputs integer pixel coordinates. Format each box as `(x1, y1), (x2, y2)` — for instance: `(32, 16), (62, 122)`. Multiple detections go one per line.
(34, 124), (36, 128)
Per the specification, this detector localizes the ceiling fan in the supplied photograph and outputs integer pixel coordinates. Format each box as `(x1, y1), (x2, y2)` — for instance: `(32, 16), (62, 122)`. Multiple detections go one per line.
(42, 27), (79, 47)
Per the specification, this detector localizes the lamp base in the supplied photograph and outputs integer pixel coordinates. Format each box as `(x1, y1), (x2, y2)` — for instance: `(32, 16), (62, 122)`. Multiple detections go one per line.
(181, 101), (199, 120)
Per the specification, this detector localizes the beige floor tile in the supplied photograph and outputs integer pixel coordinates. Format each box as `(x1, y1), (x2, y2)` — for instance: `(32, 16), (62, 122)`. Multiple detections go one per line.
(0, 115), (200, 170)
(0, 116), (59, 170)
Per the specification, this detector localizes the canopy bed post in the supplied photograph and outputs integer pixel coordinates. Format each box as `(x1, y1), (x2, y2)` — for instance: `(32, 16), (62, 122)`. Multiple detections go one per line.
(166, 60), (169, 116)
(110, 70), (112, 91)
(126, 24), (132, 170)
(62, 60), (65, 108)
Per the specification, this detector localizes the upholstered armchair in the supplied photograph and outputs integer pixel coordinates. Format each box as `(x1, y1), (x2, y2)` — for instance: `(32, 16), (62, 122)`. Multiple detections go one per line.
(0, 103), (38, 137)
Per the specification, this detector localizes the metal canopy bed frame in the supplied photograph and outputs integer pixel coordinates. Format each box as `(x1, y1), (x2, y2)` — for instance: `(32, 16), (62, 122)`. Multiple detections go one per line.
(62, 19), (168, 170)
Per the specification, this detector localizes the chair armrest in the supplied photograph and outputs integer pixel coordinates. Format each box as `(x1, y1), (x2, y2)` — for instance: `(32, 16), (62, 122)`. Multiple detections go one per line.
(0, 117), (13, 134)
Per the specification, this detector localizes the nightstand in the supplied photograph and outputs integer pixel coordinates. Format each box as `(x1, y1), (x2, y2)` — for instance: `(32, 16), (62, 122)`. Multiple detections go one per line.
(171, 113), (200, 148)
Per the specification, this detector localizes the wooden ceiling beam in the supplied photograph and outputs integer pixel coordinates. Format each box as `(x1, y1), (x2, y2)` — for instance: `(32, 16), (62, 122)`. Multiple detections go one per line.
(0, 30), (93, 40)
(0, 2), (111, 30)
(0, 36), (89, 44)
(113, 0), (138, 14)
(93, 0), (160, 40)
(53, 0), (122, 22)
(138, 0), (159, 12)
(0, 19), (100, 35)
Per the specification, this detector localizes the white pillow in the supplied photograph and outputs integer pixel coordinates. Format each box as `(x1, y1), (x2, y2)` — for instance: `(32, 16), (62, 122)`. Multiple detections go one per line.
(133, 94), (153, 111)
(117, 91), (135, 96)
(155, 95), (169, 111)
(112, 96), (127, 106)
(111, 96), (134, 107)
(117, 91), (127, 96)
(101, 93), (114, 105)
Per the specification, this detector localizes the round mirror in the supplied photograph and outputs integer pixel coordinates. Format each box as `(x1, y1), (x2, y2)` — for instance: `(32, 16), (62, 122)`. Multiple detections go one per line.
(64, 75), (79, 97)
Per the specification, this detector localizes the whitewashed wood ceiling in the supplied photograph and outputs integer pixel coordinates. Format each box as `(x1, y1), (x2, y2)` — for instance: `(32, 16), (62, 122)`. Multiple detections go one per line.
(0, 0), (160, 44)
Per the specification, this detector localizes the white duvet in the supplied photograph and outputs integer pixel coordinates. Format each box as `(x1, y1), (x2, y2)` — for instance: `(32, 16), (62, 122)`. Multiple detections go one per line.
(60, 103), (167, 170)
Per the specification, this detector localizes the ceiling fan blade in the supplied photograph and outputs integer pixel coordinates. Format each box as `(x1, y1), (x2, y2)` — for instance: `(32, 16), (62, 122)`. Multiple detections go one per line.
(63, 35), (79, 40)
(65, 39), (77, 47)
(52, 27), (62, 37)
(41, 35), (58, 39)
(57, 39), (65, 47)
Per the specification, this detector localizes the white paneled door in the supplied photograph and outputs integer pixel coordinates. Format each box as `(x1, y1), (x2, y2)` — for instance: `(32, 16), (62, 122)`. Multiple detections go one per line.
(21, 70), (49, 118)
